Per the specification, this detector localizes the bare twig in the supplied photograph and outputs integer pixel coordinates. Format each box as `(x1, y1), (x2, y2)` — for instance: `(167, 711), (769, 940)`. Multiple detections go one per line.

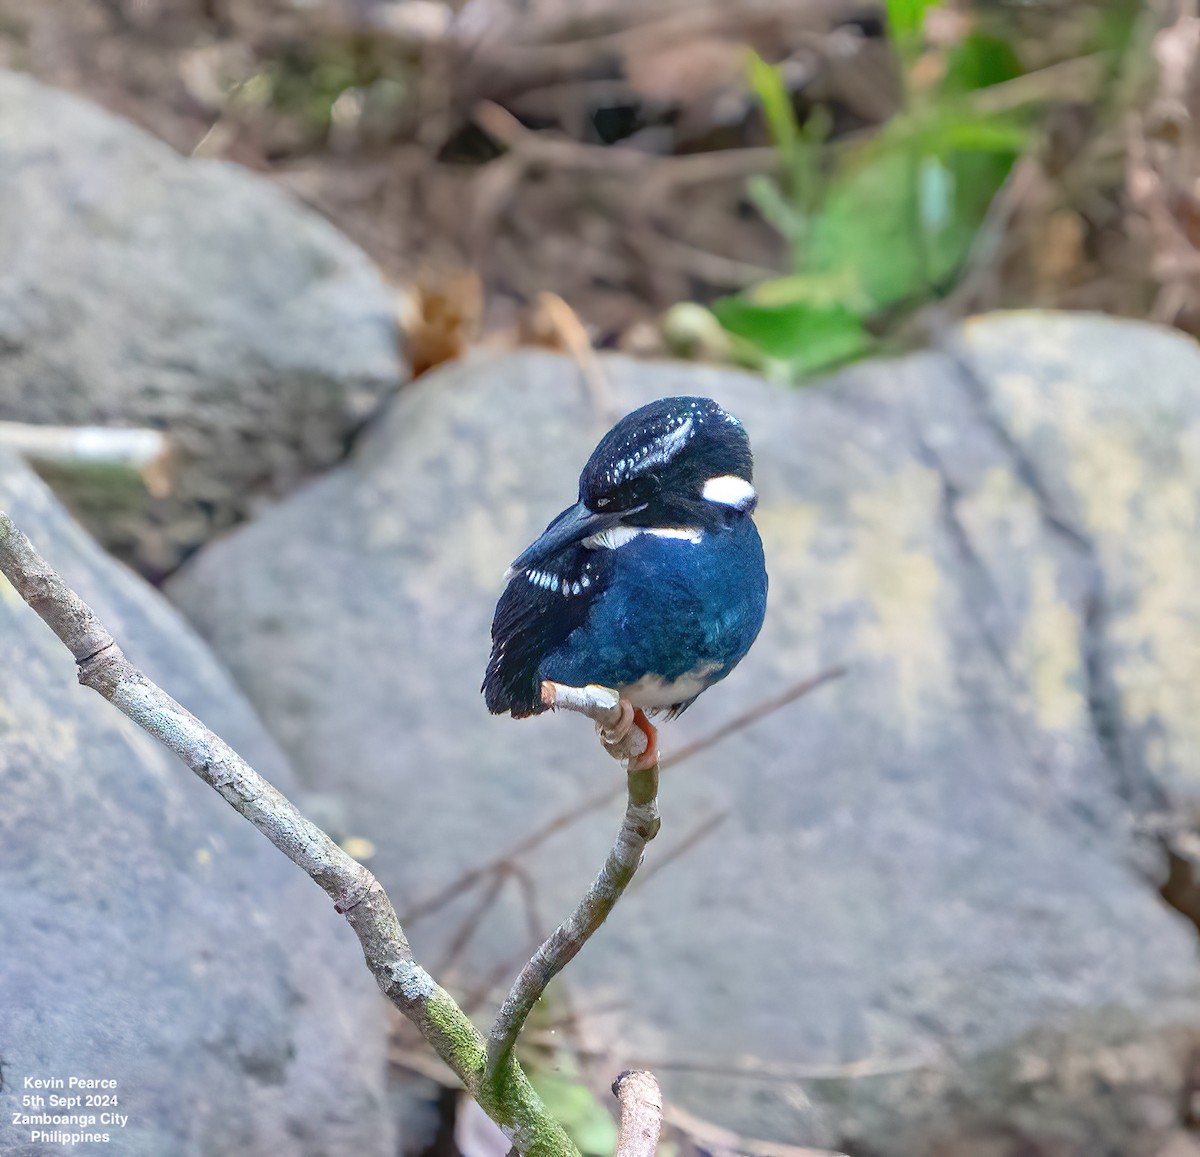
(662, 666), (847, 769)
(486, 763), (660, 1080)
(606, 1048), (934, 1083)
(629, 809), (727, 891)
(530, 291), (622, 425)
(0, 422), (173, 496)
(435, 866), (510, 977)
(474, 101), (650, 174)
(0, 511), (577, 1157)
(399, 780), (618, 926)
(612, 1070), (663, 1157)
(662, 1100), (848, 1157)
(522, 1041), (934, 1084)
(400, 667), (844, 927)
(486, 683), (661, 1085)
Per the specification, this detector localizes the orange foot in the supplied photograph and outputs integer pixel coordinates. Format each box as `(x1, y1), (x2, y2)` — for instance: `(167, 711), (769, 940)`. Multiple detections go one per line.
(628, 707), (659, 772)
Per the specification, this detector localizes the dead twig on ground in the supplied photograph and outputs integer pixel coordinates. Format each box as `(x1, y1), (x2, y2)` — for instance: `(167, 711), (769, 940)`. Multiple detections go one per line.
(612, 1070), (664, 1157)
(0, 422), (173, 497)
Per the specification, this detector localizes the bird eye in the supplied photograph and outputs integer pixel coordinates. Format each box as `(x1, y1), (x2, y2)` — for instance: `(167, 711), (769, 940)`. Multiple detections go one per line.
(596, 497), (611, 507)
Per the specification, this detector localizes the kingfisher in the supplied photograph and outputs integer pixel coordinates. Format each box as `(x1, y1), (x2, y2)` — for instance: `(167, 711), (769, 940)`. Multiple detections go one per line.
(483, 396), (768, 768)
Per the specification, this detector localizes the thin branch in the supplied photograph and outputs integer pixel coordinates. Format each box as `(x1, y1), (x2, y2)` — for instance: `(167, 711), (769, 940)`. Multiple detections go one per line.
(487, 684), (661, 1085)
(612, 1070), (663, 1157)
(400, 667), (843, 926)
(399, 781), (617, 925)
(629, 809), (727, 891)
(530, 291), (623, 426)
(662, 666), (846, 769)
(0, 511), (577, 1157)
(0, 421), (173, 497)
(435, 866), (510, 978)
(661, 1101), (848, 1157)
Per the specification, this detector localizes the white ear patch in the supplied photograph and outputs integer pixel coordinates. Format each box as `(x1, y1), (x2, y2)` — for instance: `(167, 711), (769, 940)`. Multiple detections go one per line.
(702, 475), (757, 509)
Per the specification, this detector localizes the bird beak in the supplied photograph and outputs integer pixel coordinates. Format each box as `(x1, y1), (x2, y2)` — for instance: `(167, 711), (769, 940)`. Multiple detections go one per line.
(505, 501), (634, 581)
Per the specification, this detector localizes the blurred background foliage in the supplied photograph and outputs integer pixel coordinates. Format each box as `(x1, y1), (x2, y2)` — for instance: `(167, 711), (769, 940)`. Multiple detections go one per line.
(713, 0), (1144, 377)
(0, 0), (1190, 383)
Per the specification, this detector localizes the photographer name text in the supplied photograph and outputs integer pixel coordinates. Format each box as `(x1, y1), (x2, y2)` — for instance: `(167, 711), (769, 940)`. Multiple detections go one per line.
(12, 1076), (128, 1145)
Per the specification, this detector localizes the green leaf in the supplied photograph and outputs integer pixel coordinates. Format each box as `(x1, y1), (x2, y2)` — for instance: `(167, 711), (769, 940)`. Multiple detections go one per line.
(798, 105), (1020, 308)
(806, 144), (926, 307)
(925, 146), (1016, 285)
(743, 269), (872, 314)
(886, 0), (938, 39)
(941, 32), (1023, 94)
(929, 114), (1029, 153)
(746, 175), (807, 248)
(711, 298), (874, 377)
(529, 1072), (618, 1157)
(746, 50), (797, 158)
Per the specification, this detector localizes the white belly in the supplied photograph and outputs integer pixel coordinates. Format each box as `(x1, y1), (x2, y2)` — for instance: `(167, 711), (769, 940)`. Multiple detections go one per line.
(619, 663), (722, 709)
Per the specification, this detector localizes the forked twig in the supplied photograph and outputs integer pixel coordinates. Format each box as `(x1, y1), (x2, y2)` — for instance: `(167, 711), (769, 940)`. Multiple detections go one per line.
(0, 511), (575, 1157)
(487, 681), (661, 1086)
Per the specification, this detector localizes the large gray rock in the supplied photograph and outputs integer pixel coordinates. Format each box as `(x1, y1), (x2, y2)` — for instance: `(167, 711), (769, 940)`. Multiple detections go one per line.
(0, 453), (394, 1157)
(0, 68), (403, 577)
(166, 313), (1200, 1156)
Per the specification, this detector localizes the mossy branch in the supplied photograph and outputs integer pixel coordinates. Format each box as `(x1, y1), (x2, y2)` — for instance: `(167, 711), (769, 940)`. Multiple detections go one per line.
(0, 510), (589, 1157)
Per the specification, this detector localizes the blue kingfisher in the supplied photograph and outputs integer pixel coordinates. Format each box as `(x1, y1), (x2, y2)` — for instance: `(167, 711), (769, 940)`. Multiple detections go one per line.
(483, 396), (768, 767)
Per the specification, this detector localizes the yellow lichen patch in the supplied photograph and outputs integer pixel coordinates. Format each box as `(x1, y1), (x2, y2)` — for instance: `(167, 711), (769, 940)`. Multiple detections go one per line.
(845, 466), (950, 735)
(1019, 559), (1084, 733)
(341, 835), (377, 860)
(1059, 401), (1144, 541)
(406, 501), (533, 616)
(957, 465), (1042, 557)
(1105, 476), (1200, 781)
(991, 371), (1046, 443)
(751, 502), (824, 674)
(751, 502), (820, 578)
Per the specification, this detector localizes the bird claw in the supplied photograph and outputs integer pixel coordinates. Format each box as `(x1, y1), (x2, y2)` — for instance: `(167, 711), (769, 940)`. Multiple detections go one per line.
(627, 708), (659, 772)
(599, 699), (658, 771)
(540, 681), (658, 770)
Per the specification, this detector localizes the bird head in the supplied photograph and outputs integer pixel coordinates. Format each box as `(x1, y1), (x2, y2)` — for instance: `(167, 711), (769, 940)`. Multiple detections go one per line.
(507, 397), (756, 578)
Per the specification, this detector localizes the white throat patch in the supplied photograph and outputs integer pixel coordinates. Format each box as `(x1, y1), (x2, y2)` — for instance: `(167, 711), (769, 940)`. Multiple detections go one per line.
(702, 475), (757, 510)
(583, 526), (702, 550)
